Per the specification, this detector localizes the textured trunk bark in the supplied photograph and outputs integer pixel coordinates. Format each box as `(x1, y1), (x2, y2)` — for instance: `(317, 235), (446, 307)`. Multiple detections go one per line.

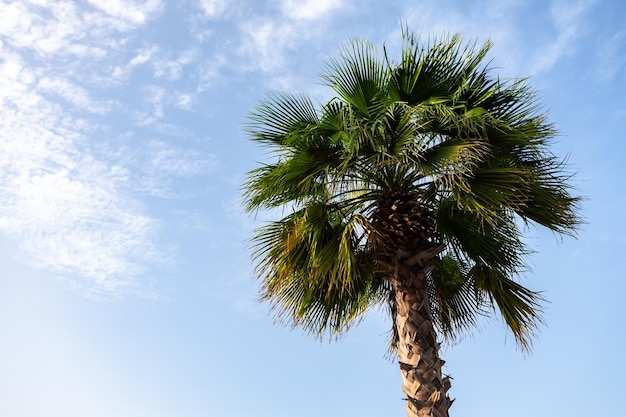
(370, 192), (453, 417)
(393, 261), (452, 417)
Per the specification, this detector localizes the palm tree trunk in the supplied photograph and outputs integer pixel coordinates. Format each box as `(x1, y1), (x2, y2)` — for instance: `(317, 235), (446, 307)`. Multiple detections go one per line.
(393, 261), (452, 417)
(371, 192), (452, 417)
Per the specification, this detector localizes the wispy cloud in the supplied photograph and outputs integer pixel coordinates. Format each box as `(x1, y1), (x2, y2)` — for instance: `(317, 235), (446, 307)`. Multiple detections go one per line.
(0, 104), (161, 294)
(196, 53), (227, 92)
(238, 17), (292, 72)
(112, 46), (158, 79)
(104, 139), (220, 199)
(0, 1), (217, 295)
(198, 0), (229, 18)
(153, 50), (197, 80)
(595, 29), (626, 81)
(0, 1), (110, 58)
(86, 0), (163, 26)
(399, 0), (598, 77)
(529, 0), (597, 74)
(38, 76), (112, 114)
(280, 0), (344, 21)
(234, 1), (351, 85)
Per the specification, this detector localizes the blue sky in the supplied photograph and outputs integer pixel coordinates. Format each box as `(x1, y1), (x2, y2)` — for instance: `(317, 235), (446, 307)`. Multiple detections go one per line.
(0, 0), (624, 416)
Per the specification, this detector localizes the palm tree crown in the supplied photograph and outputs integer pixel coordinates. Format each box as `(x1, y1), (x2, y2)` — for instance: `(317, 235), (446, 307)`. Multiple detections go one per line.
(244, 30), (579, 417)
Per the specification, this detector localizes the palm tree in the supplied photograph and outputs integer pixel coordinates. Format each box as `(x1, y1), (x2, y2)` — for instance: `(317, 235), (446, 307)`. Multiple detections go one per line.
(243, 30), (579, 417)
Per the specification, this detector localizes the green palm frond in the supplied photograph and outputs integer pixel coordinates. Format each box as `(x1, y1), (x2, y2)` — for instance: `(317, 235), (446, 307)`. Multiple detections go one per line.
(428, 255), (488, 339)
(388, 31), (492, 106)
(470, 263), (545, 350)
(434, 199), (526, 275)
(247, 92), (319, 147)
(322, 39), (388, 117)
(252, 203), (383, 336)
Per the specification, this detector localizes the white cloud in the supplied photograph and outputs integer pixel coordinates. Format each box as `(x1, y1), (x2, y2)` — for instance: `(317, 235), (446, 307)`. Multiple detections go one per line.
(0, 1), (80, 56)
(176, 93), (193, 109)
(238, 16), (308, 73)
(234, 1), (349, 75)
(0, 1), (126, 59)
(239, 18), (282, 71)
(113, 47), (198, 85)
(86, 0), (163, 25)
(0, 0), (163, 64)
(130, 48), (156, 66)
(104, 140), (220, 199)
(197, 53), (227, 91)
(38, 76), (111, 114)
(154, 50), (197, 80)
(281, 0), (343, 21)
(134, 85), (166, 124)
(112, 46), (158, 79)
(192, 1), (348, 87)
(146, 140), (218, 178)
(198, 0), (228, 18)
(0, 54), (34, 106)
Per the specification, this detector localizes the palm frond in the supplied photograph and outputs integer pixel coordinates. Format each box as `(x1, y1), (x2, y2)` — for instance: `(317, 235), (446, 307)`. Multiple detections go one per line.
(428, 255), (488, 340)
(322, 39), (388, 117)
(470, 264), (545, 351)
(435, 199), (526, 274)
(388, 31), (492, 106)
(246, 92), (319, 147)
(252, 203), (384, 337)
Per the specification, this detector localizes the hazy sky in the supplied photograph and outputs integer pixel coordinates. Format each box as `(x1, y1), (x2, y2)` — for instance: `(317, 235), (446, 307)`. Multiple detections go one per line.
(1, 1), (624, 416)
